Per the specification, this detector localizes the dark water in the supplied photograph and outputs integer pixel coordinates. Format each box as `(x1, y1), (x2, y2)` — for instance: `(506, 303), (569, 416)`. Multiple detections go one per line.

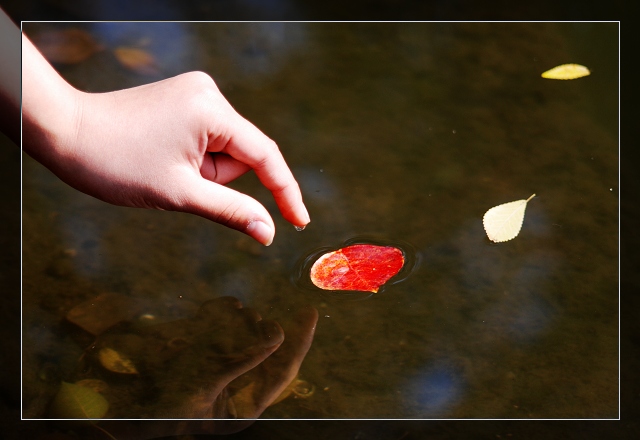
(20, 22), (618, 423)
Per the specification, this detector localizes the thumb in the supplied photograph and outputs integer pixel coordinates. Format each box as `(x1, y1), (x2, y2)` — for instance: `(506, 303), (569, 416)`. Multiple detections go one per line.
(181, 176), (276, 246)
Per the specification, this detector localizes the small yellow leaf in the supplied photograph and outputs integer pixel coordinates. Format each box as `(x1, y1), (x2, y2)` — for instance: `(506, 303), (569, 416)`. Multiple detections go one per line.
(483, 194), (535, 243)
(272, 378), (315, 405)
(49, 381), (109, 419)
(98, 347), (139, 374)
(113, 46), (160, 75)
(541, 64), (590, 80)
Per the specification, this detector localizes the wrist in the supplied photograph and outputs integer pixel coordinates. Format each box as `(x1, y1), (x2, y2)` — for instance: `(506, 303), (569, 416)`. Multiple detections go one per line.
(21, 33), (85, 173)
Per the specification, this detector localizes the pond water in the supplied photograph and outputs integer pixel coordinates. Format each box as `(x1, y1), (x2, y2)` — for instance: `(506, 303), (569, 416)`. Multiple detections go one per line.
(21, 22), (618, 421)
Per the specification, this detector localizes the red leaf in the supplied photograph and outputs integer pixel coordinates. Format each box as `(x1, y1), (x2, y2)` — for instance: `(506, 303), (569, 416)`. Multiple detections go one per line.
(310, 244), (405, 293)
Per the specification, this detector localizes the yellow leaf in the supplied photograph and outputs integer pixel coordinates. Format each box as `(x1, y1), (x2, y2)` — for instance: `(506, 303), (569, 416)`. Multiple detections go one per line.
(541, 64), (590, 80)
(113, 46), (160, 75)
(271, 378), (315, 405)
(49, 381), (109, 419)
(75, 379), (109, 394)
(98, 347), (139, 374)
(483, 194), (535, 243)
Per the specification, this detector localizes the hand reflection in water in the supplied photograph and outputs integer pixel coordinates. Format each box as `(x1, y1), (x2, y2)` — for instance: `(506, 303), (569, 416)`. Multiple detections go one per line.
(92, 296), (317, 438)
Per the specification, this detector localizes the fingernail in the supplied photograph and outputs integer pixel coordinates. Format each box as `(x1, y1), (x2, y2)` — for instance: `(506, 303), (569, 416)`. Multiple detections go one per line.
(294, 206), (310, 231)
(301, 205), (311, 224)
(246, 220), (274, 246)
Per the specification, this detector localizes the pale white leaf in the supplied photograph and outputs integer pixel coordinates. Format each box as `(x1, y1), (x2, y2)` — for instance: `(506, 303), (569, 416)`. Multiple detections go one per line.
(483, 194), (535, 243)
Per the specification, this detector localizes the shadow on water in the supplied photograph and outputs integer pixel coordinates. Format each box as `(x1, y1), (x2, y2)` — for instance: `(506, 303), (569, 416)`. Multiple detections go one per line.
(20, 21), (618, 425)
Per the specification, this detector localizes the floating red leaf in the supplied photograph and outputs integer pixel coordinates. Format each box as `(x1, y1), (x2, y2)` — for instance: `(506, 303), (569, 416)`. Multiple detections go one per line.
(310, 244), (404, 293)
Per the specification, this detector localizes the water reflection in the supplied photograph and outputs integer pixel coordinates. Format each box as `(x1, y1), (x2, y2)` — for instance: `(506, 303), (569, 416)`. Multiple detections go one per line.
(216, 22), (307, 82)
(478, 251), (560, 344)
(89, 21), (198, 80)
(61, 215), (105, 278)
(79, 0), (185, 21)
(215, 267), (261, 305)
(403, 363), (465, 417)
(47, 295), (317, 426)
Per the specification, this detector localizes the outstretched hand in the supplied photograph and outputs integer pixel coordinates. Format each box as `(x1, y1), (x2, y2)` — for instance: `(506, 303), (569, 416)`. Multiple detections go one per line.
(21, 34), (309, 245)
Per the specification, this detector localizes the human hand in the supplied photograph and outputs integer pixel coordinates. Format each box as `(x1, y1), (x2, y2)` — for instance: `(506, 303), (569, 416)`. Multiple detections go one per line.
(22, 35), (309, 245)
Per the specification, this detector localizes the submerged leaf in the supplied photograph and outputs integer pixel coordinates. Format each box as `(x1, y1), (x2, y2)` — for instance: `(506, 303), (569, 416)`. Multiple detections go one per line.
(98, 347), (139, 374)
(31, 28), (103, 64)
(66, 292), (142, 336)
(49, 381), (109, 419)
(113, 46), (160, 75)
(483, 194), (535, 243)
(75, 379), (109, 394)
(271, 377), (315, 405)
(310, 244), (404, 293)
(541, 64), (590, 80)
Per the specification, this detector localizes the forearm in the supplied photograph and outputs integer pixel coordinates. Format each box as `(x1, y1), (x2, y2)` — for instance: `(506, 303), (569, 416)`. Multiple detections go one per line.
(0, 9), (20, 144)
(21, 31), (82, 172)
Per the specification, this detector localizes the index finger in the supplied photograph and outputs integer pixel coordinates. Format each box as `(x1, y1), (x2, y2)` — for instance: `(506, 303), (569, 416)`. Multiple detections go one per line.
(222, 114), (310, 228)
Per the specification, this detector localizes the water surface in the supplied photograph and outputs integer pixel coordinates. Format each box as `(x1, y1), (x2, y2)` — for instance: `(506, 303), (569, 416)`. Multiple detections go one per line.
(22, 22), (618, 419)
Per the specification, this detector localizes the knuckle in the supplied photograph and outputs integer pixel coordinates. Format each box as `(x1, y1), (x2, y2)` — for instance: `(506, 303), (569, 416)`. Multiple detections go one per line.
(254, 138), (280, 170)
(264, 137), (279, 154)
(179, 72), (231, 124)
(186, 71), (216, 89)
(214, 200), (245, 228)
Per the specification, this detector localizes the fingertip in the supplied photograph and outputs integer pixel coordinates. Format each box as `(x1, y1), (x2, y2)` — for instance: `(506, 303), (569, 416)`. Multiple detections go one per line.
(246, 220), (274, 246)
(277, 193), (310, 230)
(299, 204), (311, 226)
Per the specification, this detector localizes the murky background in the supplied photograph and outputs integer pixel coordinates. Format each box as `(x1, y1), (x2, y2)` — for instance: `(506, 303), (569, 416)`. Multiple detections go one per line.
(21, 22), (618, 420)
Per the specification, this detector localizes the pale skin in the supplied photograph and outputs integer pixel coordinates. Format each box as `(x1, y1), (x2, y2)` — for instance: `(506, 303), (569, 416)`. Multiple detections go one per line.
(18, 26), (310, 246)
